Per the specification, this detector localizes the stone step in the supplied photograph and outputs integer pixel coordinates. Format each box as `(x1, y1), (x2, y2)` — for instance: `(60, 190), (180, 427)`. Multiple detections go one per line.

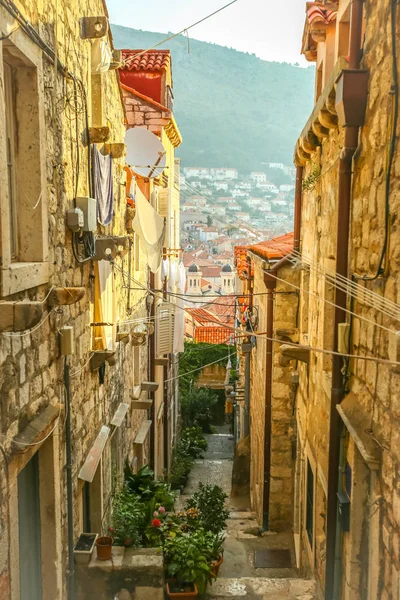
(205, 577), (316, 599)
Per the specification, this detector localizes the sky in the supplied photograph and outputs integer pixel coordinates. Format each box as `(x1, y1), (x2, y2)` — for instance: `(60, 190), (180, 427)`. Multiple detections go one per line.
(107, 0), (308, 65)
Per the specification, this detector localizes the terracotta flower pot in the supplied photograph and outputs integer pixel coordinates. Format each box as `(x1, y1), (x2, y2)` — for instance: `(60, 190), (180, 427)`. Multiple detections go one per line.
(211, 554), (224, 577)
(95, 536), (113, 561)
(166, 580), (198, 598)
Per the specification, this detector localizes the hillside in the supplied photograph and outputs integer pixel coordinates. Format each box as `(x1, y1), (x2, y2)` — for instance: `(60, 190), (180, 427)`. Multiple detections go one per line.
(111, 25), (315, 173)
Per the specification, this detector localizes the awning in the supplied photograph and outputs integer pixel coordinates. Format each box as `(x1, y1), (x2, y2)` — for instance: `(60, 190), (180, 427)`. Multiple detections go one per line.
(110, 403), (129, 427)
(79, 425), (110, 482)
(337, 392), (381, 470)
(132, 183), (165, 273)
(133, 420), (152, 445)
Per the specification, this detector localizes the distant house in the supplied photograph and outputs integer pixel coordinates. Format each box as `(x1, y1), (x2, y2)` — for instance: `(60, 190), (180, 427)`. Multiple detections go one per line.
(200, 227), (219, 242)
(237, 212), (251, 223)
(232, 189), (250, 198)
(210, 168), (238, 181)
(245, 197), (263, 207)
(256, 182), (279, 194)
(184, 167), (211, 179)
(213, 181), (229, 192)
(268, 162), (284, 170)
(250, 172), (267, 183)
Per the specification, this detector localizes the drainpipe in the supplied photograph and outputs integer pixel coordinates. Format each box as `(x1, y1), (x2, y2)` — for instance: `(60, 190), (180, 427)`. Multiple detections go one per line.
(294, 165), (303, 253)
(325, 2), (364, 598)
(64, 357), (75, 600)
(149, 271), (156, 470)
(243, 256), (253, 438)
(261, 164), (303, 530)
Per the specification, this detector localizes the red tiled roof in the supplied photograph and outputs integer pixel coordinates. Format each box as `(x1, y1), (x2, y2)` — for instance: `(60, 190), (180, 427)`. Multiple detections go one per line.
(234, 246), (254, 281)
(306, 2), (337, 25)
(248, 232), (294, 261)
(194, 326), (232, 345)
(186, 308), (221, 325)
(121, 49), (171, 72)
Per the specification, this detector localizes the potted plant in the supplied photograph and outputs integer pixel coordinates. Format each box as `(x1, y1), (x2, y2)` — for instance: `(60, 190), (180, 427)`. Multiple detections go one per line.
(95, 535), (113, 561)
(110, 485), (146, 548)
(208, 532), (225, 576)
(163, 533), (212, 598)
(73, 533), (98, 564)
(185, 483), (229, 534)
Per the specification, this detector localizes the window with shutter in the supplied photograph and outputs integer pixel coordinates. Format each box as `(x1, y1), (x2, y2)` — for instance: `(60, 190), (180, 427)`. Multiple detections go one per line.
(155, 301), (175, 357)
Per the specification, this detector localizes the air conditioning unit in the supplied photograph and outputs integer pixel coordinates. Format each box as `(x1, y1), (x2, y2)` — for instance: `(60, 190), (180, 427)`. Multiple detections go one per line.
(155, 301), (175, 357)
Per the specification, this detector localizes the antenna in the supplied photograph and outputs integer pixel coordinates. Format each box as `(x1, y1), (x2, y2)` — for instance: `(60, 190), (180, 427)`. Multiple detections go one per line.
(125, 128), (167, 179)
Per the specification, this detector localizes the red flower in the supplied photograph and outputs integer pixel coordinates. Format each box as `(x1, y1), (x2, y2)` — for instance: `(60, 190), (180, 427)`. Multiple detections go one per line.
(152, 518), (162, 528)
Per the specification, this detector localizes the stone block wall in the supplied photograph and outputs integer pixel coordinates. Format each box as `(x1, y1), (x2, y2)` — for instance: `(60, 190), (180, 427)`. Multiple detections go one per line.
(248, 256), (298, 531)
(0, 1), (152, 598)
(76, 548), (164, 600)
(294, 0), (400, 597)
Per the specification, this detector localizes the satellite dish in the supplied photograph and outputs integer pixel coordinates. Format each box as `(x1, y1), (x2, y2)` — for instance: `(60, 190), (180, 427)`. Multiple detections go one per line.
(125, 128), (167, 179)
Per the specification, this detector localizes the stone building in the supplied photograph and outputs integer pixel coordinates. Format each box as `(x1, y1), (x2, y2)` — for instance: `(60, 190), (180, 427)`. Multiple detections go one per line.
(234, 233), (299, 531)
(292, 1), (400, 598)
(235, 1), (400, 598)
(0, 1), (180, 598)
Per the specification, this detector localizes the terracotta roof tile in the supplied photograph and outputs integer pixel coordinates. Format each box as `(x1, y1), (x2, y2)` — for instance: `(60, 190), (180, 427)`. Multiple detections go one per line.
(248, 232), (294, 261)
(306, 2), (337, 25)
(121, 49), (171, 72)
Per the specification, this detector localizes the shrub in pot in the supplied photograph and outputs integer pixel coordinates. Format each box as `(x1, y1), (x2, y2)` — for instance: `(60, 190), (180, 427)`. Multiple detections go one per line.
(185, 483), (229, 534)
(110, 486), (146, 548)
(163, 532), (213, 598)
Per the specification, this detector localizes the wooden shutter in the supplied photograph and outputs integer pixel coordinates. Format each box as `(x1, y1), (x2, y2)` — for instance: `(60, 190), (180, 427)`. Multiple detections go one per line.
(156, 301), (175, 357)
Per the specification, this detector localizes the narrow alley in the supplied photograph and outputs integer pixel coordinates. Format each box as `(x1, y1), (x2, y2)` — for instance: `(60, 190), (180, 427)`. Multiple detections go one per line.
(178, 431), (317, 600)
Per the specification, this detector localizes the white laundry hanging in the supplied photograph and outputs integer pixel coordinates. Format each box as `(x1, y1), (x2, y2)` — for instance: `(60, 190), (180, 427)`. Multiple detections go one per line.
(132, 183), (166, 274)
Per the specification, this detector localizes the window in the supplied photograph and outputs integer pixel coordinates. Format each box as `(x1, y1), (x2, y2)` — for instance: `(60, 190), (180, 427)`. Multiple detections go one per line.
(306, 459), (314, 547)
(194, 280), (196, 287)
(1, 36), (48, 295)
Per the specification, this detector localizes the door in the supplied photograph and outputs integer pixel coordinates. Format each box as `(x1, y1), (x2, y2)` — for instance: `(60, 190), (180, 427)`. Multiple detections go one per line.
(18, 452), (42, 600)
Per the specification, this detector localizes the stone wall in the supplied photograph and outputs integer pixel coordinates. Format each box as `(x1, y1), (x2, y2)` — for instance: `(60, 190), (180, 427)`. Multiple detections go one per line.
(76, 547), (164, 600)
(248, 255), (298, 531)
(0, 1), (152, 598)
(294, 0), (400, 597)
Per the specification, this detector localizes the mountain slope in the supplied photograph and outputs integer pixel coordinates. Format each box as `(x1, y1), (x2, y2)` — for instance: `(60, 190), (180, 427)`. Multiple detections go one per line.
(111, 25), (315, 172)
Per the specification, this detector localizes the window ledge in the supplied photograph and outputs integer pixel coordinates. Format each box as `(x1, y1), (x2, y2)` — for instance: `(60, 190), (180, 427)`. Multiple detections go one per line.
(2, 262), (49, 296)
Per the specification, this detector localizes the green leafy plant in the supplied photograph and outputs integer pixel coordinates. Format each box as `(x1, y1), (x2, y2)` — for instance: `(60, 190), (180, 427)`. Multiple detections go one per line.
(179, 426), (208, 458)
(163, 532), (213, 589)
(109, 487), (146, 548)
(185, 483), (229, 534)
(181, 387), (218, 433)
(154, 483), (176, 512)
(168, 453), (194, 490)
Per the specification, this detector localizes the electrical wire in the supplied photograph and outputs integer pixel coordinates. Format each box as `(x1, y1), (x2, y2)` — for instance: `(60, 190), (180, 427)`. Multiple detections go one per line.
(10, 406), (62, 447)
(112, 262), (400, 367)
(1, 309), (54, 337)
(126, 0), (239, 61)
(261, 267), (399, 337)
(353, 0), (398, 281)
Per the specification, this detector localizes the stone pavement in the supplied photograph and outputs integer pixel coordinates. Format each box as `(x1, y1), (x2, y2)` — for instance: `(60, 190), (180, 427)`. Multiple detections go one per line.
(179, 432), (317, 600)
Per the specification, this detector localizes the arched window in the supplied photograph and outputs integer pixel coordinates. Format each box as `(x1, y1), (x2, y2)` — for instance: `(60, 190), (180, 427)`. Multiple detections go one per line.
(228, 279), (230, 286)
(190, 279), (192, 287)
(194, 280), (196, 287)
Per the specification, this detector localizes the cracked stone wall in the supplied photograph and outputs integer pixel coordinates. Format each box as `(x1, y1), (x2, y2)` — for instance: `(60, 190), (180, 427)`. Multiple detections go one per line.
(0, 1), (151, 598)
